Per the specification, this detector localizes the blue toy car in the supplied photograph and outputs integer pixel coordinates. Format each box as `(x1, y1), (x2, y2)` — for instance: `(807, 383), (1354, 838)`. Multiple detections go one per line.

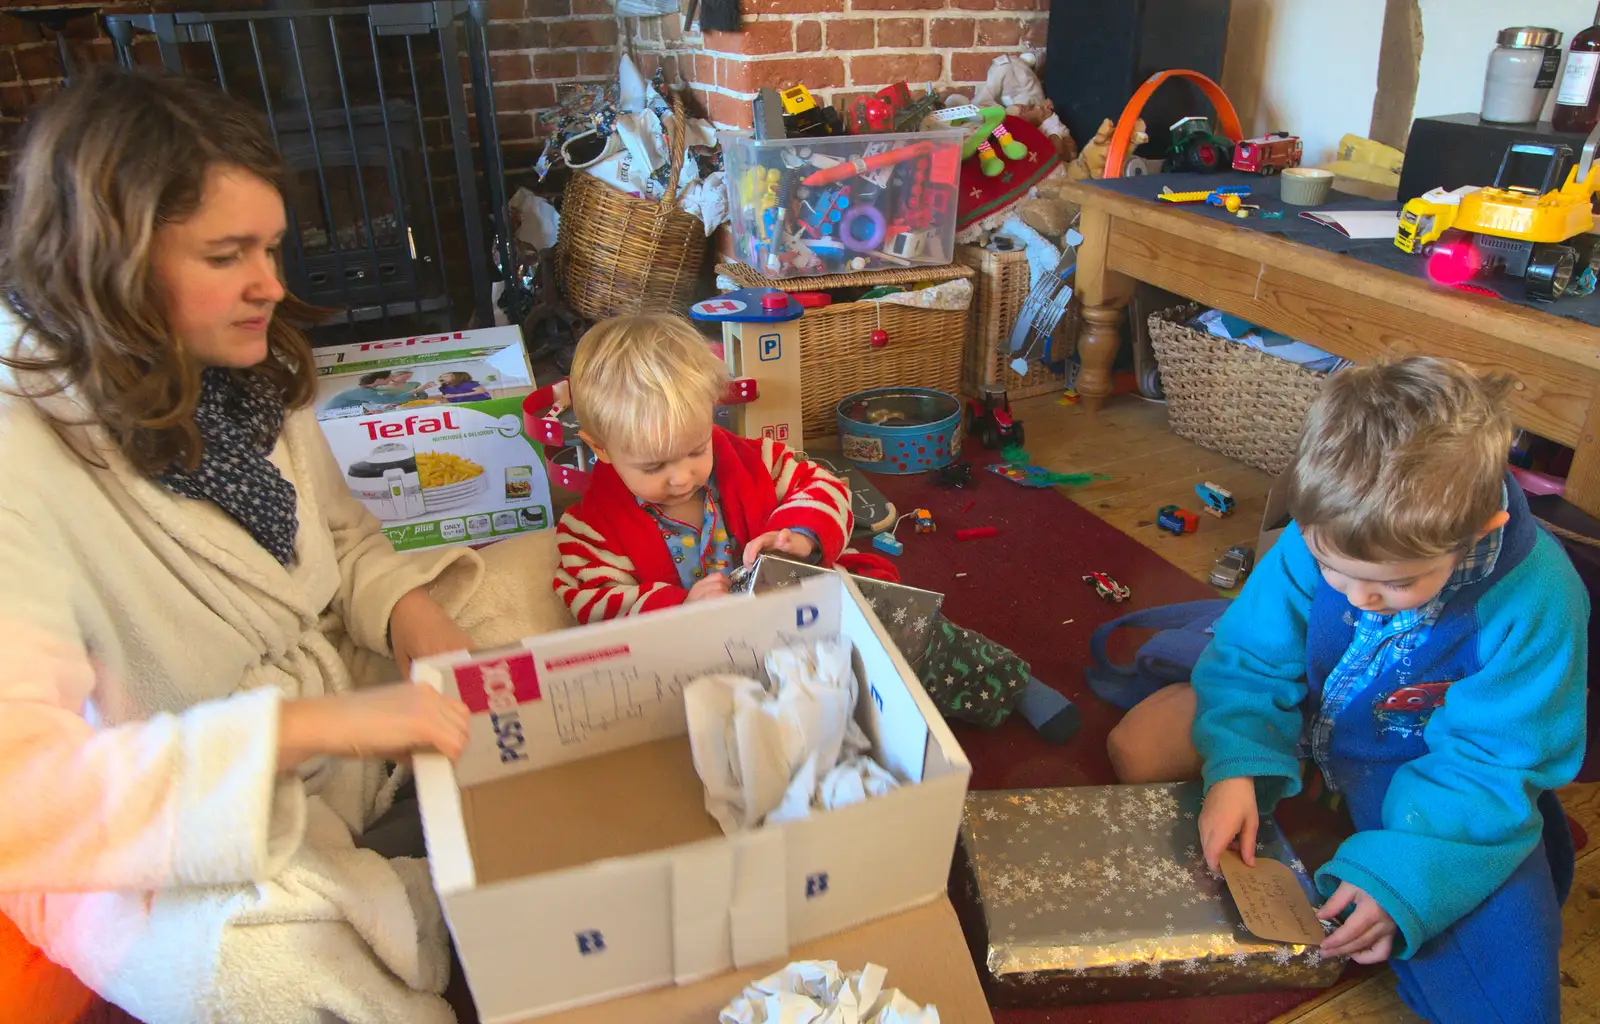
(1158, 504), (1199, 536)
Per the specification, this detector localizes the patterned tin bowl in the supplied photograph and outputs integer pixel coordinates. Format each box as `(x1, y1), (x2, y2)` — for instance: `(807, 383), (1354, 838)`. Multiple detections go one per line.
(835, 387), (963, 474)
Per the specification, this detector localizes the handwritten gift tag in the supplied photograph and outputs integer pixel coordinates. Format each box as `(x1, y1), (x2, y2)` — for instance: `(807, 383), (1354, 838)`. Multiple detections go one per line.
(1219, 849), (1328, 946)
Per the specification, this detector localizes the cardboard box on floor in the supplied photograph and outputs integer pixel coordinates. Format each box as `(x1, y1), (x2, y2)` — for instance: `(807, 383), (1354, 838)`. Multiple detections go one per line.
(1260, 473), (1292, 557)
(533, 896), (992, 1023)
(411, 573), (973, 1023)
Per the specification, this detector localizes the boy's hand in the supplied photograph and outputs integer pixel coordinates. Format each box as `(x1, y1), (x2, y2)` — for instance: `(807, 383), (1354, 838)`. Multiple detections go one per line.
(685, 573), (733, 603)
(742, 529), (816, 567)
(1198, 776), (1259, 872)
(1319, 882), (1398, 964)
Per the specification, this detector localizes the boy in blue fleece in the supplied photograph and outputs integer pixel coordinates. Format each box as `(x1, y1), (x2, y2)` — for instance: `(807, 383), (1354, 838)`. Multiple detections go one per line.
(1111, 357), (1587, 1023)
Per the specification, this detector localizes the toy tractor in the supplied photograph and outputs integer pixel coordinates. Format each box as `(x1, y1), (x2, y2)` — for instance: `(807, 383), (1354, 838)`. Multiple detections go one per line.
(1418, 129), (1600, 302)
(967, 385), (1023, 449)
(1168, 116), (1235, 174)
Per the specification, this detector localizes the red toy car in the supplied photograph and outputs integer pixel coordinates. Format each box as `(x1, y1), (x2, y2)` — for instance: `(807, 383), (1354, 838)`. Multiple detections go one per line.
(1233, 133), (1303, 175)
(967, 385), (1024, 449)
(1381, 680), (1453, 712)
(1083, 571), (1131, 603)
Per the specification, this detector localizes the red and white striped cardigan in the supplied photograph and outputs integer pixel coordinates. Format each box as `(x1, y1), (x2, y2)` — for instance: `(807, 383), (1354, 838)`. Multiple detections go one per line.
(553, 427), (852, 623)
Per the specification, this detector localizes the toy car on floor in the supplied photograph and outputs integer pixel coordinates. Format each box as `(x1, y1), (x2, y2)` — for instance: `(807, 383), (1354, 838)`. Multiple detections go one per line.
(1083, 571), (1131, 603)
(1157, 504), (1199, 535)
(1209, 544), (1256, 589)
(1195, 481), (1236, 518)
(913, 508), (936, 533)
(967, 384), (1023, 449)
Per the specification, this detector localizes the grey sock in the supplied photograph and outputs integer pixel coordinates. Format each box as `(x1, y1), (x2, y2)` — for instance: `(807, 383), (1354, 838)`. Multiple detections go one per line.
(1018, 676), (1080, 745)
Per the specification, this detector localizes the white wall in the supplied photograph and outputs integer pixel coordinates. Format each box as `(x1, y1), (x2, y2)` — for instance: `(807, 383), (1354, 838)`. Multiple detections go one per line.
(1415, 0), (1597, 124)
(1224, 0), (1600, 166)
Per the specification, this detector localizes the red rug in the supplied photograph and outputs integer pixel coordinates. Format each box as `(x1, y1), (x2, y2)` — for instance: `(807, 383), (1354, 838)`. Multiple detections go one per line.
(865, 455), (1353, 1024)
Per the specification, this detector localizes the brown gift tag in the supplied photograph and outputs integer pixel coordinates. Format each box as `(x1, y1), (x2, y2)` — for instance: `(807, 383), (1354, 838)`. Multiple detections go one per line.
(1218, 849), (1328, 946)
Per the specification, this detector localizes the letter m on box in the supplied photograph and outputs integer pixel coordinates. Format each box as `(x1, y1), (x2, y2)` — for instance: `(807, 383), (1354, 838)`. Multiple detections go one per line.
(455, 652), (541, 714)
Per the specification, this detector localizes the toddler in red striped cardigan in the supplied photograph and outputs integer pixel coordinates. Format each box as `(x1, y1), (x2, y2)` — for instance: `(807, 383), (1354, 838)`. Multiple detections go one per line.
(550, 313), (1078, 744)
(552, 314), (850, 623)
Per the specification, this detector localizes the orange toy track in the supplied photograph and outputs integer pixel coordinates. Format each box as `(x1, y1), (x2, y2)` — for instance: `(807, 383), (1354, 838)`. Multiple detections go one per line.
(1103, 69), (1243, 179)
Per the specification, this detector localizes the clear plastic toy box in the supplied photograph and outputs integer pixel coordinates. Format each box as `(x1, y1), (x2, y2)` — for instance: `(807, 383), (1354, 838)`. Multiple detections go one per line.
(722, 129), (965, 279)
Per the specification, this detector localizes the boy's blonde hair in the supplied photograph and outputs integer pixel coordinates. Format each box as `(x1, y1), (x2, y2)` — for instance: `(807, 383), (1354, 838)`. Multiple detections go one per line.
(1288, 356), (1514, 561)
(569, 314), (729, 461)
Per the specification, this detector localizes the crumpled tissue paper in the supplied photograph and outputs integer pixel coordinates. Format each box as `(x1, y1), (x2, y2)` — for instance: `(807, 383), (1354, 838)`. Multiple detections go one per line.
(684, 638), (898, 834)
(719, 961), (939, 1024)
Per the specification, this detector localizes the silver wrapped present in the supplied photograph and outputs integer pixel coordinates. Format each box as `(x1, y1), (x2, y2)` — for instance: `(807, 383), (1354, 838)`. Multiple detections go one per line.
(955, 782), (1345, 1005)
(730, 554), (944, 669)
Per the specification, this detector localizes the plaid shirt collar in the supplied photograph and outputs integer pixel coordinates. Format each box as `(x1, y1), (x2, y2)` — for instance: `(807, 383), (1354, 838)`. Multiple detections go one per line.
(1309, 484), (1506, 789)
(1389, 480), (1507, 632)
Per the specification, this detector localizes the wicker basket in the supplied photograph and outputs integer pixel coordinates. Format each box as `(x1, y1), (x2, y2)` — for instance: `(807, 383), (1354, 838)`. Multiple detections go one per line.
(717, 262), (973, 442)
(956, 244), (1074, 400)
(556, 96), (707, 320)
(1148, 305), (1330, 475)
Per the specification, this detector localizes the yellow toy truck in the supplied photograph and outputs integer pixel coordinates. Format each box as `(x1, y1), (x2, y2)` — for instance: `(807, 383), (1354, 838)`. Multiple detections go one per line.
(1394, 186), (1479, 254)
(1411, 130), (1600, 302)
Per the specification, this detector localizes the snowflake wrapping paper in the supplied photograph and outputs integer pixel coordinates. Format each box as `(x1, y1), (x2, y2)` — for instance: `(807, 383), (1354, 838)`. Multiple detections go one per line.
(953, 782), (1345, 1006)
(731, 555), (945, 671)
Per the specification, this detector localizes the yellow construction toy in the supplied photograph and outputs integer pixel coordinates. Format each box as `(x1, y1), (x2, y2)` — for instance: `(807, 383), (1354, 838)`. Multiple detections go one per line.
(1406, 128), (1600, 301)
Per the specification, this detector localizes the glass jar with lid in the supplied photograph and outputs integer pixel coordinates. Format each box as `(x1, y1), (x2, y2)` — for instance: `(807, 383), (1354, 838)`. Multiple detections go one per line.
(1482, 27), (1564, 124)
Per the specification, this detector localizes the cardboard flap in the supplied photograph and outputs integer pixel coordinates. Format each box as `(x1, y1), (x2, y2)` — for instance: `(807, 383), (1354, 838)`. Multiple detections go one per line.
(670, 843), (736, 983)
(728, 828), (789, 968)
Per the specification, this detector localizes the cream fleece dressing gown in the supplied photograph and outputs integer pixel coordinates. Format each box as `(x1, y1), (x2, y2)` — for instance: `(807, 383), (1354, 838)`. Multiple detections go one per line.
(0, 313), (569, 1023)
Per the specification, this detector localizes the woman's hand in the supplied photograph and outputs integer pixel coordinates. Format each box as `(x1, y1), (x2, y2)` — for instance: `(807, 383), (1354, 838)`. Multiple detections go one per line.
(388, 587), (471, 679)
(1319, 882), (1398, 964)
(742, 528), (816, 567)
(1198, 776), (1259, 871)
(277, 683), (471, 770)
(685, 573), (732, 604)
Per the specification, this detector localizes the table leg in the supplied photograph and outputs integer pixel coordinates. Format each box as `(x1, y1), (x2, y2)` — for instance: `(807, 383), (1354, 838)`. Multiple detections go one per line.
(1072, 205), (1136, 410)
(1564, 391), (1600, 522)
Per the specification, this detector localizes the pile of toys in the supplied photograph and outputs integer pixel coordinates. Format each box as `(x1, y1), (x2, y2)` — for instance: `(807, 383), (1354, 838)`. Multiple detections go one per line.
(725, 83), (974, 278)
(1152, 481), (1257, 591)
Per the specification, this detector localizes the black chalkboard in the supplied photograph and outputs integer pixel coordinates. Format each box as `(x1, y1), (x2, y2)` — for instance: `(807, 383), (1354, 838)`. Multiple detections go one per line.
(806, 452), (898, 536)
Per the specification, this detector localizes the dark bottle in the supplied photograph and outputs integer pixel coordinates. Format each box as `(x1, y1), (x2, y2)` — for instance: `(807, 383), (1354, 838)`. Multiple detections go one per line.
(1554, 2), (1600, 132)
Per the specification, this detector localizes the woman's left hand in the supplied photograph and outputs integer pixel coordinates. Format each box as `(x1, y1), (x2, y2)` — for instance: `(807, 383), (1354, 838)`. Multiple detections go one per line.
(388, 587), (472, 679)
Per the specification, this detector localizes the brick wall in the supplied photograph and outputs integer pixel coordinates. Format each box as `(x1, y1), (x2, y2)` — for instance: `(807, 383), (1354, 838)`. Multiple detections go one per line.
(482, 0), (620, 188)
(628, 0), (1050, 129)
(0, 2), (168, 191)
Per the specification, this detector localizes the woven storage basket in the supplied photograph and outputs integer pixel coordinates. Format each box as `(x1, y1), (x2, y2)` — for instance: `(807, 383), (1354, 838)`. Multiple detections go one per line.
(556, 96), (707, 320)
(1148, 304), (1329, 475)
(956, 244), (1074, 400)
(718, 262), (973, 442)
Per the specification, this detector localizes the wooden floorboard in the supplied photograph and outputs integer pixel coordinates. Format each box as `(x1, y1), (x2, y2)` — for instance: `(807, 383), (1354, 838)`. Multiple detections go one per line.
(1018, 393), (1599, 1023)
(1014, 393), (1273, 585)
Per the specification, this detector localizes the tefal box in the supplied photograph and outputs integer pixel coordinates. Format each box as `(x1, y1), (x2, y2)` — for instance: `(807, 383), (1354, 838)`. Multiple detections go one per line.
(410, 572), (973, 1023)
(312, 326), (553, 552)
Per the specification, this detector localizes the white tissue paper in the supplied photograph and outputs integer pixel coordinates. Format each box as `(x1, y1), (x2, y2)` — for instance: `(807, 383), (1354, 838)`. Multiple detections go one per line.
(684, 638), (898, 834)
(510, 187), (560, 251)
(719, 960), (939, 1024)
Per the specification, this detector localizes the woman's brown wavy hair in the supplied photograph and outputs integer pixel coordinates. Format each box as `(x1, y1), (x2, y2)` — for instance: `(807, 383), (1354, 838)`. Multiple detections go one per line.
(0, 66), (317, 476)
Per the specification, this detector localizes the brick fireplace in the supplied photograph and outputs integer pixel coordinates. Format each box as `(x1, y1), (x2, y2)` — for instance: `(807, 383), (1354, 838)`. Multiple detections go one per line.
(482, 0), (1049, 142)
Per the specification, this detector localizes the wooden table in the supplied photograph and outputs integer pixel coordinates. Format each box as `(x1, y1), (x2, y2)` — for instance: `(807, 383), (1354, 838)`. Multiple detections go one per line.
(1057, 178), (1600, 519)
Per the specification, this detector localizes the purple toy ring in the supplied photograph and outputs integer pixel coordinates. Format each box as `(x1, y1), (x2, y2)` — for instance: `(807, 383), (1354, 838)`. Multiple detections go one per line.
(840, 206), (887, 253)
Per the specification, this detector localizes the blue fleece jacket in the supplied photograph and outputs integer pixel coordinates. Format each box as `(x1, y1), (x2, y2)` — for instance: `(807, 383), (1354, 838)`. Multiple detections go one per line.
(1192, 479), (1588, 959)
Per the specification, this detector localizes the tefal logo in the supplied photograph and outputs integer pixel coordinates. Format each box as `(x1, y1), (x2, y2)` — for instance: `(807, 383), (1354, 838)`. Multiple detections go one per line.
(361, 411), (460, 440)
(358, 332), (466, 351)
